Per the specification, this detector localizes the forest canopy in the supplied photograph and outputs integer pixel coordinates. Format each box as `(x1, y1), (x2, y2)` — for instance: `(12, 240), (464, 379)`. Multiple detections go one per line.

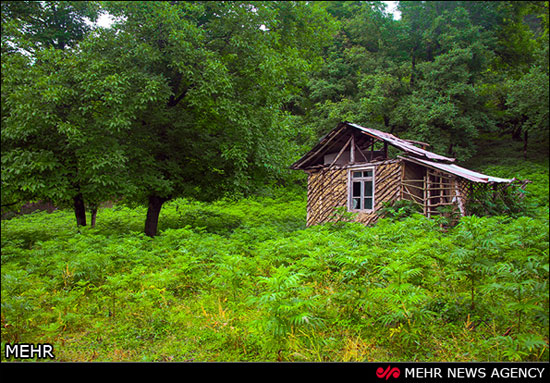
(2, 1), (549, 235)
(1, 1), (548, 363)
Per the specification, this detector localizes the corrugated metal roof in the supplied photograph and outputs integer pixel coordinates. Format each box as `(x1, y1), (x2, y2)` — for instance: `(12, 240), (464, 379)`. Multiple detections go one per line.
(291, 123), (513, 185)
(401, 156), (514, 184)
(346, 122), (456, 163)
(290, 122), (457, 169)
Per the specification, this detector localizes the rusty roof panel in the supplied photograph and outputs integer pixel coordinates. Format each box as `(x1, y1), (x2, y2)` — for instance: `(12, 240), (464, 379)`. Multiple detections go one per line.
(291, 121), (458, 170)
(400, 156), (514, 184)
(346, 122), (456, 163)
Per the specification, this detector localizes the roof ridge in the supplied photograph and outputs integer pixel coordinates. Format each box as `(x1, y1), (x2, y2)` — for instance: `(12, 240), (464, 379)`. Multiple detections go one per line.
(344, 122), (456, 163)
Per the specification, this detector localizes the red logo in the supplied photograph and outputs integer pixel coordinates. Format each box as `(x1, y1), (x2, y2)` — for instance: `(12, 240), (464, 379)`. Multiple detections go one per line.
(376, 366), (400, 380)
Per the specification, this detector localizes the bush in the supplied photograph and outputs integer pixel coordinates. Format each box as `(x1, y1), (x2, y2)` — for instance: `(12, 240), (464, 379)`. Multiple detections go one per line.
(377, 199), (423, 221)
(1, 191), (548, 362)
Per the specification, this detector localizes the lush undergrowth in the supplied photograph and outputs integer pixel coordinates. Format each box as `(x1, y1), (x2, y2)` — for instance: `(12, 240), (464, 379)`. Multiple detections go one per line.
(2, 179), (548, 362)
(465, 132), (549, 211)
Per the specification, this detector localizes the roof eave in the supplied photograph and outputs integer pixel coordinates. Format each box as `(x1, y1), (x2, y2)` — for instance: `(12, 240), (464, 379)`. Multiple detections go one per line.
(291, 121), (457, 170)
(399, 155), (514, 184)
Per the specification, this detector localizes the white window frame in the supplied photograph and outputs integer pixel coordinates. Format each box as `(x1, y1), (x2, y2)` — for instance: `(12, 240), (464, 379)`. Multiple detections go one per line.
(348, 167), (376, 212)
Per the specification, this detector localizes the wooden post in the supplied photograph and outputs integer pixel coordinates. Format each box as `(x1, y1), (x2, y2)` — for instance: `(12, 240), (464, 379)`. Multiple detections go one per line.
(355, 143), (368, 162)
(423, 175), (427, 216)
(439, 173), (443, 210)
(400, 162), (405, 199)
(329, 136), (352, 167)
(454, 179), (466, 217)
(350, 134), (355, 164)
(429, 173), (435, 217)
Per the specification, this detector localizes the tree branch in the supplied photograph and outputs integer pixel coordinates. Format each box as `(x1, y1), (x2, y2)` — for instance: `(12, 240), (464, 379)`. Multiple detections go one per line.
(167, 84), (190, 107)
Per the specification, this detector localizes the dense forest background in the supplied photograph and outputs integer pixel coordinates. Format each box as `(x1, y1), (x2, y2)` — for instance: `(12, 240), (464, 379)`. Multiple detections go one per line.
(1, 1), (549, 362)
(2, 1), (548, 234)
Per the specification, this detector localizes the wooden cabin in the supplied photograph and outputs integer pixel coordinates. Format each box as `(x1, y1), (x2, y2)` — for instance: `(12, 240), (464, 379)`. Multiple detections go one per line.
(291, 122), (515, 226)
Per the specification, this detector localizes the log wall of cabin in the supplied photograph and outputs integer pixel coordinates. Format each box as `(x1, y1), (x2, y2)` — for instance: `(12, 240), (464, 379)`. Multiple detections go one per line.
(306, 160), (401, 226)
(306, 167), (348, 226)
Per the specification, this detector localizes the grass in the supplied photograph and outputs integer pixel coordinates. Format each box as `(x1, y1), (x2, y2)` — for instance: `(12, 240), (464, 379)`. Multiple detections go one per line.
(1, 137), (548, 362)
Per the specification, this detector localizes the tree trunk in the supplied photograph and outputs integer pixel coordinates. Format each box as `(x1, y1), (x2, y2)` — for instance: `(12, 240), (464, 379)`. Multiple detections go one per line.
(523, 130), (527, 159)
(91, 207), (97, 228)
(144, 196), (166, 237)
(383, 115), (390, 129)
(447, 142), (454, 157)
(73, 193), (86, 227)
(511, 116), (527, 141)
(410, 47), (417, 87)
(511, 126), (522, 141)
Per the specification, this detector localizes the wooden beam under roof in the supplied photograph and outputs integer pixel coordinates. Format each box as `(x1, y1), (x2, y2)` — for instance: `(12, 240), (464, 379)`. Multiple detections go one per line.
(329, 135), (353, 167)
(291, 121), (456, 170)
(290, 123), (347, 169)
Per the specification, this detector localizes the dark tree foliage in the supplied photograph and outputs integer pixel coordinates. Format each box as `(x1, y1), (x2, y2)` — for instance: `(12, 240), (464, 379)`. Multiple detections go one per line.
(298, 1), (549, 160)
(2, 1), (548, 234)
(2, 1), (103, 226)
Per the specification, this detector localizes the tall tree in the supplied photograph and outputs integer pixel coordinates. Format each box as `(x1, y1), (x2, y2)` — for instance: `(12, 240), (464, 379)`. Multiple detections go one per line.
(494, 1), (550, 155)
(505, 31), (549, 158)
(302, 1), (403, 138)
(1, 1), (102, 225)
(301, 1), (548, 161)
(1, 26), (146, 226)
(392, 5), (496, 159)
(3, 1), (334, 234)
(99, 1), (335, 236)
(1, 1), (100, 54)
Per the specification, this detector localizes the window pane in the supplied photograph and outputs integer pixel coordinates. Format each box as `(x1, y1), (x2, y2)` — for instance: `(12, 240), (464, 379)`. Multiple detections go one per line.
(363, 170), (373, 177)
(352, 198), (361, 210)
(353, 182), (361, 197)
(364, 180), (373, 197)
(364, 198), (373, 210)
(352, 171), (362, 178)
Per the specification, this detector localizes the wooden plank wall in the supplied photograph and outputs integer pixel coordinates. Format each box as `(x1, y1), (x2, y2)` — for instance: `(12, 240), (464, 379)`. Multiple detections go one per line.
(306, 160), (402, 226)
(356, 161), (401, 225)
(306, 168), (348, 226)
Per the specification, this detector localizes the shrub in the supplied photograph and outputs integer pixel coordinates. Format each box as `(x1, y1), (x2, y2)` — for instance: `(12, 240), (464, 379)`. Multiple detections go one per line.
(1, 190), (547, 362)
(377, 199), (423, 221)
